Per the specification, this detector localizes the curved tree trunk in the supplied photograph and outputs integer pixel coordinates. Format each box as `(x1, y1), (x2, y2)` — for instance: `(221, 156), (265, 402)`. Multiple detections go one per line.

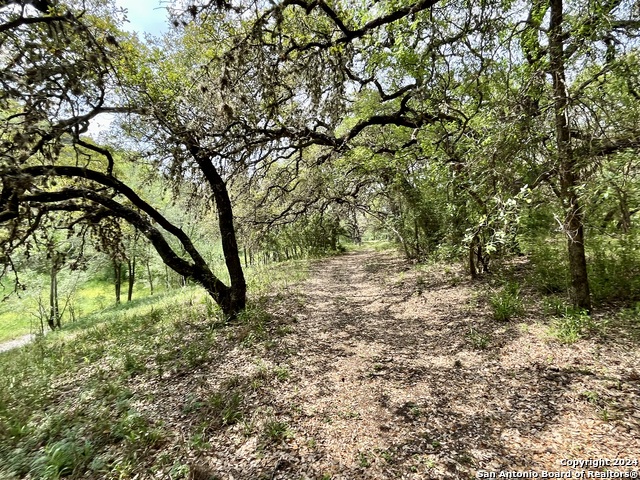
(186, 139), (247, 319)
(7, 149), (247, 320)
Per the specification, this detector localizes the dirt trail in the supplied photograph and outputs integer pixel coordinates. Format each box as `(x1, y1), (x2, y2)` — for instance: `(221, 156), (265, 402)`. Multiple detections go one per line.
(245, 249), (639, 479)
(4, 249), (638, 479)
(0, 333), (35, 353)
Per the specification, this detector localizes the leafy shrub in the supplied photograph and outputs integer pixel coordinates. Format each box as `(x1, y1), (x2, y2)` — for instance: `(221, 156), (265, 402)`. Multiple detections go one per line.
(550, 309), (608, 344)
(489, 282), (524, 321)
(588, 237), (640, 304)
(528, 241), (569, 294)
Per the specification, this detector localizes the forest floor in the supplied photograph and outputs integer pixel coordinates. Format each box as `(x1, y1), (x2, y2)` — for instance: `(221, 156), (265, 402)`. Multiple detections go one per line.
(182, 249), (640, 479)
(2, 249), (639, 479)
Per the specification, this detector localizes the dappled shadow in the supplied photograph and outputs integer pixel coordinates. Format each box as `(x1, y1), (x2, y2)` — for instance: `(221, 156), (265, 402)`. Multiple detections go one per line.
(287, 251), (520, 373)
(90, 249), (639, 479)
(226, 249), (640, 479)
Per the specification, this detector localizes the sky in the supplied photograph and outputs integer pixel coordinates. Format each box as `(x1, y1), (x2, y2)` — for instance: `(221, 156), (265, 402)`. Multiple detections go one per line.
(87, 0), (171, 137)
(114, 0), (170, 38)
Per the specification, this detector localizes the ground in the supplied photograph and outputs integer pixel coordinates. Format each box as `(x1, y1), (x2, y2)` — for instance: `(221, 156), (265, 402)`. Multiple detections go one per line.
(162, 250), (640, 479)
(0, 333), (34, 353)
(1, 249), (639, 479)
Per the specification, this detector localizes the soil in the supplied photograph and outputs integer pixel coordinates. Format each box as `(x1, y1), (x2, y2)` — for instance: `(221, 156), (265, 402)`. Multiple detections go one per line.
(0, 333), (35, 353)
(179, 249), (640, 479)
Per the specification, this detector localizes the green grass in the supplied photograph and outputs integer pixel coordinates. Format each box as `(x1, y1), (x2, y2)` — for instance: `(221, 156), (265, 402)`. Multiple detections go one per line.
(0, 257), (310, 479)
(549, 308), (608, 344)
(489, 281), (525, 321)
(0, 305), (173, 478)
(0, 310), (32, 342)
(467, 328), (490, 350)
(0, 277), (158, 342)
(0, 254), (311, 343)
(244, 259), (309, 296)
(263, 419), (293, 443)
(0, 297), (216, 477)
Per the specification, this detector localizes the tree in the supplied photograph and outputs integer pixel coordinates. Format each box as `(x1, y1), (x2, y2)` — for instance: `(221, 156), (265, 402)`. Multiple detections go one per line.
(0, 0), (246, 317)
(4, 0), (639, 321)
(2, 0), (498, 320)
(517, 0), (640, 311)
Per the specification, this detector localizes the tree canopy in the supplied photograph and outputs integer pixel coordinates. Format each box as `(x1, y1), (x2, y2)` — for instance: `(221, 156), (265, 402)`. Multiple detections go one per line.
(2, 0), (640, 317)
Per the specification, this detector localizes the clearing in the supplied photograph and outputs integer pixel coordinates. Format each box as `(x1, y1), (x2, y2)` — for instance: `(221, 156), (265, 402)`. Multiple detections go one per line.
(1, 249), (639, 479)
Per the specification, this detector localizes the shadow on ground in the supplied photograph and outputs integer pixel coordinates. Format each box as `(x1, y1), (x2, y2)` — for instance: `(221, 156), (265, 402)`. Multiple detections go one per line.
(176, 250), (639, 479)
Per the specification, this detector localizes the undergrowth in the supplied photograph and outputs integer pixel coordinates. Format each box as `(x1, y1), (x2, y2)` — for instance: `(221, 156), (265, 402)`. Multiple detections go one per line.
(549, 308), (609, 344)
(489, 281), (525, 321)
(0, 259), (309, 479)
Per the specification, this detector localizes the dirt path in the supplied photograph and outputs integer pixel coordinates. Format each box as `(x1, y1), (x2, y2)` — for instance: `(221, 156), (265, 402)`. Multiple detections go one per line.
(0, 333), (35, 353)
(17, 249), (635, 479)
(219, 249), (639, 479)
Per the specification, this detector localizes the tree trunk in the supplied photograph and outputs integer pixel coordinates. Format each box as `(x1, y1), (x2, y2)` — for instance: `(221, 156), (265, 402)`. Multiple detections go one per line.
(565, 204), (591, 308)
(194, 149), (246, 318)
(549, 0), (591, 312)
(414, 217), (420, 259)
(146, 258), (154, 295)
(127, 256), (135, 302)
(619, 191), (631, 233)
(54, 274), (60, 328)
(469, 234), (478, 279)
(48, 256), (59, 330)
(114, 260), (122, 305)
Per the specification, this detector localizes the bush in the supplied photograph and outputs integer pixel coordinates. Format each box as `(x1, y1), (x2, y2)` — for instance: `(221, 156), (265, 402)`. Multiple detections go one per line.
(588, 236), (640, 304)
(489, 282), (524, 321)
(550, 308), (608, 344)
(528, 241), (569, 294)
(542, 295), (570, 317)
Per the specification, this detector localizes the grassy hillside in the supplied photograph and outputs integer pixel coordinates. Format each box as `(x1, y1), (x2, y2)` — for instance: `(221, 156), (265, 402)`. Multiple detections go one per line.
(0, 259), (309, 479)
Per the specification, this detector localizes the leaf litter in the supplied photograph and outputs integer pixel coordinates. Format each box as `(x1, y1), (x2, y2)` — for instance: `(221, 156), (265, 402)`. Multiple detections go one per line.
(5, 249), (639, 479)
